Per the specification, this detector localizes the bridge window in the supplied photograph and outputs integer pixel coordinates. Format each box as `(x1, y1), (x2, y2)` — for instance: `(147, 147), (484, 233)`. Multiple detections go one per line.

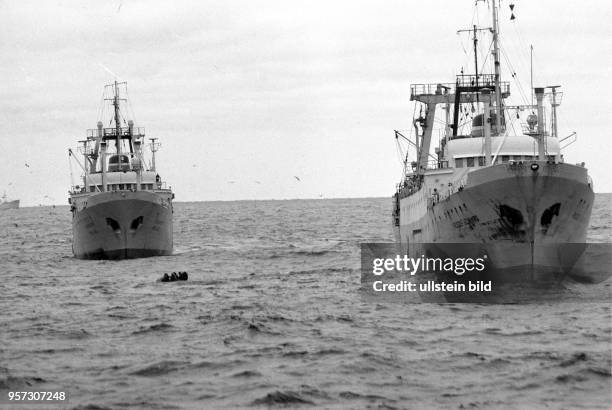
(466, 157), (475, 167)
(478, 156), (485, 166)
(455, 158), (464, 168)
(502, 155), (510, 163)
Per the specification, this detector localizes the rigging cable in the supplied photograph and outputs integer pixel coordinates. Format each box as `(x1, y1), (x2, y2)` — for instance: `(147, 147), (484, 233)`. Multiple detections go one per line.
(125, 84), (138, 127)
(97, 87), (106, 123)
(396, 133), (406, 171)
(478, 38), (494, 77)
(508, 11), (537, 102)
(500, 45), (530, 105)
(407, 102), (418, 164)
(402, 102), (419, 179)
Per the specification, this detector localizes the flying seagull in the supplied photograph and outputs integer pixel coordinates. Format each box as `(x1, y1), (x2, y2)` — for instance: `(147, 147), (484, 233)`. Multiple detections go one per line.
(294, 176), (301, 182)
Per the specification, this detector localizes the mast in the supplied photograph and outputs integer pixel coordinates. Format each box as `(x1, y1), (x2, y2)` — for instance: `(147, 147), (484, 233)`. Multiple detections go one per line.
(113, 81), (122, 156)
(472, 25), (479, 88)
(491, 0), (503, 135)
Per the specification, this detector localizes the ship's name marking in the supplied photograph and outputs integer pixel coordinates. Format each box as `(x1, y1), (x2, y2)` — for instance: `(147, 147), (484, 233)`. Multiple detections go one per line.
(452, 215), (479, 229)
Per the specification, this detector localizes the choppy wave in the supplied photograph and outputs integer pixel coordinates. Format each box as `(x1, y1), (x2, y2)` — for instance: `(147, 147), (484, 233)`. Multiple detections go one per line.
(0, 196), (610, 408)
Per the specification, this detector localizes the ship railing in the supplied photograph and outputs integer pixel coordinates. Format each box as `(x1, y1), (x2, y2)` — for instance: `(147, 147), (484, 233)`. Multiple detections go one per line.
(106, 181), (171, 192)
(410, 83), (456, 97)
(69, 185), (88, 195)
(456, 74), (493, 87)
(397, 181), (422, 199)
(86, 127), (146, 139)
(410, 77), (510, 98)
(407, 160), (449, 172)
(455, 74), (511, 95)
(69, 182), (172, 194)
(427, 182), (465, 209)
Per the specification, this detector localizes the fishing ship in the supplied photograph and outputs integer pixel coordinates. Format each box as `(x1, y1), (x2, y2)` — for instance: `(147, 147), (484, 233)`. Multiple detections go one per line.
(0, 192), (19, 210)
(392, 2), (594, 282)
(68, 81), (174, 259)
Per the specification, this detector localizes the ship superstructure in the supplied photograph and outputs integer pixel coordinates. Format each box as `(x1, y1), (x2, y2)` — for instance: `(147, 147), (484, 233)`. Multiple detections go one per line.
(392, 2), (593, 280)
(68, 82), (174, 259)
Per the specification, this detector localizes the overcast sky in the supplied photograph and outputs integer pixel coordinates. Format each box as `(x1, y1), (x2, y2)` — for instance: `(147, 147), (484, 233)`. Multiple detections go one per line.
(1, 0), (610, 206)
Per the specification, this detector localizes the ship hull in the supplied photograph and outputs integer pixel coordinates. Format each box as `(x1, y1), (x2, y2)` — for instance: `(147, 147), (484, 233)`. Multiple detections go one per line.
(71, 191), (173, 260)
(0, 200), (19, 210)
(394, 162), (595, 282)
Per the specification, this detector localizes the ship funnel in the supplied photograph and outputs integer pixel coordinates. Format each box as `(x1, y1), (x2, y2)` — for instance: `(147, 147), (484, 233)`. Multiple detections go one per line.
(97, 121), (103, 137)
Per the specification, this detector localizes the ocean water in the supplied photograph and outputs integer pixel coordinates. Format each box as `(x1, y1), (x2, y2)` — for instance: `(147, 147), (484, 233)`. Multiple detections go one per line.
(0, 195), (610, 409)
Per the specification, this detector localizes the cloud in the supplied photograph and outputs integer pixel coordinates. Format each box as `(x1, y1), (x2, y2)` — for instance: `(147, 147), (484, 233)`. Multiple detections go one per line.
(0, 0), (610, 205)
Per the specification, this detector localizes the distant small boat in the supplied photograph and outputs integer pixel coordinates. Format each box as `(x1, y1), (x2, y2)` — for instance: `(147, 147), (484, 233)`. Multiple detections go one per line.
(0, 192), (19, 210)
